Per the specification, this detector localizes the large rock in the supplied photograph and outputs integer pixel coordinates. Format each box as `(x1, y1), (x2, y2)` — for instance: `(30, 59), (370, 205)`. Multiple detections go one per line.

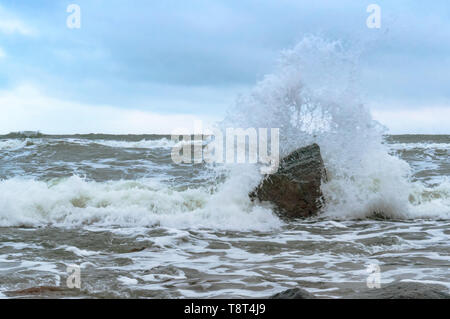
(5, 286), (64, 297)
(250, 143), (327, 218)
(270, 282), (450, 299)
(349, 282), (450, 299)
(270, 288), (316, 299)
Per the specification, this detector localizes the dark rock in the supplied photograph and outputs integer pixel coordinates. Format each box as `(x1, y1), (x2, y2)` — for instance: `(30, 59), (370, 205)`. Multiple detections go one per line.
(127, 247), (147, 253)
(250, 143), (327, 218)
(349, 282), (450, 299)
(270, 288), (316, 299)
(271, 282), (450, 299)
(5, 286), (64, 296)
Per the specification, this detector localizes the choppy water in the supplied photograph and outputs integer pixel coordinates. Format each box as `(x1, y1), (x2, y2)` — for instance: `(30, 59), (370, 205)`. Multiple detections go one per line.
(0, 134), (448, 298)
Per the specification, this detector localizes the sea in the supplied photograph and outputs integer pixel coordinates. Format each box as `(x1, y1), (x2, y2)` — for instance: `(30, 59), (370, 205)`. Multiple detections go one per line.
(0, 133), (448, 298)
(0, 37), (448, 299)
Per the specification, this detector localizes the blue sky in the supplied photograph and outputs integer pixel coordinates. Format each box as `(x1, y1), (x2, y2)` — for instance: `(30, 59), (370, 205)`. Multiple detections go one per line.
(0, 0), (449, 134)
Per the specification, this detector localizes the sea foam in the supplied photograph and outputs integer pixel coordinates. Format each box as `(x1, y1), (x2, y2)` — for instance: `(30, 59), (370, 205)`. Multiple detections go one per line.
(0, 168), (281, 230)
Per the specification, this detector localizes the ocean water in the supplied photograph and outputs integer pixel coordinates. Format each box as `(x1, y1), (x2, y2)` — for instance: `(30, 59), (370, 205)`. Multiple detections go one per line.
(0, 37), (449, 298)
(0, 134), (448, 298)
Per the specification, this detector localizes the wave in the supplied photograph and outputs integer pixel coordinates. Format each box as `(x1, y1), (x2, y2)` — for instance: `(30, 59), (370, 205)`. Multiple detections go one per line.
(0, 171), (282, 230)
(0, 139), (31, 151)
(0, 172), (448, 229)
(0, 137), (176, 151)
(89, 138), (176, 149)
(220, 36), (450, 220)
(90, 138), (208, 150)
(387, 143), (450, 151)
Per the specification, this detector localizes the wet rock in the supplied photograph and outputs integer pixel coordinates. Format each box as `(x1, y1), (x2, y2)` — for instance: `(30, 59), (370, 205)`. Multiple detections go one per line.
(5, 286), (64, 296)
(350, 282), (450, 299)
(270, 288), (316, 299)
(271, 282), (450, 299)
(127, 247), (147, 253)
(250, 143), (327, 218)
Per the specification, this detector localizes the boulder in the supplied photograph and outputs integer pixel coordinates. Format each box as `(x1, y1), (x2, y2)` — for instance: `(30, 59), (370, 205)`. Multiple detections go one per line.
(349, 282), (450, 299)
(270, 282), (450, 299)
(5, 286), (64, 296)
(270, 288), (316, 299)
(250, 143), (327, 218)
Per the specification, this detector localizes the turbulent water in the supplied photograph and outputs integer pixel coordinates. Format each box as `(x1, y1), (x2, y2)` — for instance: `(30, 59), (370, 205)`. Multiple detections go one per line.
(0, 134), (448, 298)
(0, 37), (449, 298)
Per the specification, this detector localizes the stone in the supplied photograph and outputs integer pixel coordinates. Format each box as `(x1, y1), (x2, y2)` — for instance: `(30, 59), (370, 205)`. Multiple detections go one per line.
(270, 288), (317, 299)
(271, 282), (450, 299)
(250, 143), (327, 218)
(349, 282), (450, 299)
(5, 286), (64, 296)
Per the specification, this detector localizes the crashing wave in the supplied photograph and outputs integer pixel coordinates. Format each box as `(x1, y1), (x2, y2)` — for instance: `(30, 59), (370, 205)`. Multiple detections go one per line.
(221, 36), (449, 220)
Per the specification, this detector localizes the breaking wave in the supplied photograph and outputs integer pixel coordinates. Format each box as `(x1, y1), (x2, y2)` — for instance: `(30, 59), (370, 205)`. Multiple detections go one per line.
(90, 138), (176, 149)
(221, 36), (450, 220)
(0, 169), (281, 230)
(0, 139), (31, 151)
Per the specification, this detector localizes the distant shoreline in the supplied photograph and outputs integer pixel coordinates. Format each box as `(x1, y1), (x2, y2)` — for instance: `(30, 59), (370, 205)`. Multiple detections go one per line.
(1, 132), (449, 140)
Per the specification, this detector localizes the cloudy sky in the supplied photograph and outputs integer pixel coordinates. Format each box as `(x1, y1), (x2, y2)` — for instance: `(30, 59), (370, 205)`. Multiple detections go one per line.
(0, 0), (449, 134)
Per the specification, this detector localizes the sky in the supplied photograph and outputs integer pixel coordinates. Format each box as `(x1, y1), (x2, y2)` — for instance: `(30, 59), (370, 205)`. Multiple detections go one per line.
(0, 0), (449, 134)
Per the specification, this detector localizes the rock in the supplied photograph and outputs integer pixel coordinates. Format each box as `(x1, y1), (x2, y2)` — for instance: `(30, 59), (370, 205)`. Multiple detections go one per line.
(349, 282), (450, 299)
(127, 247), (147, 253)
(271, 282), (450, 299)
(5, 286), (64, 296)
(270, 288), (317, 299)
(250, 143), (327, 218)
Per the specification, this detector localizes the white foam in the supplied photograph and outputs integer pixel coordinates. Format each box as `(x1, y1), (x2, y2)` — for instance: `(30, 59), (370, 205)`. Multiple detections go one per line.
(57, 245), (98, 257)
(118, 276), (138, 285)
(0, 139), (28, 150)
(0, 169), (281, 230)
(91, 138), (175, 149)
(388, 143), (450, 151)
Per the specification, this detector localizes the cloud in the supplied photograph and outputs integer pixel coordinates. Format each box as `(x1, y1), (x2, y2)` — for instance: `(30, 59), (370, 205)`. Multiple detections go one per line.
(0, 6), (34, 36)
(0, 1), (449, 134)
(2, 84), (447, 135)
(372, 104), (450, 134)
(0, 85), (219, 134)
(0, 19), (33, 35)
(0, 47), (5, 58)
